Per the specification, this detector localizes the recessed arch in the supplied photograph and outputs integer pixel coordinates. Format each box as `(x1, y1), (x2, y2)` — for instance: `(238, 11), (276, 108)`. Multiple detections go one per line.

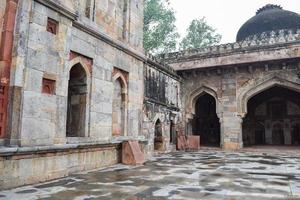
(65, 57), (92, 139)
(237, 74), (300, 117)
(67, 57), (91, 78)
(154, 118), (163, 151)
(242, 85), (300, 147)
(186, 86), (221, 119)
(112, 72), (128, 137)
(112, 72), (128, 94)
(66, 63), (88, 137)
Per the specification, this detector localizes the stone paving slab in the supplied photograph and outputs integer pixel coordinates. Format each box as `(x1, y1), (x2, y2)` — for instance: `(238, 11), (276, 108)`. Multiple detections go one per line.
(1, 151), (300, 199)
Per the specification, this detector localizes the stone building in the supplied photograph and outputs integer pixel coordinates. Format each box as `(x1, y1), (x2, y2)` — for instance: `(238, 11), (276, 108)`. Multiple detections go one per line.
(1, 0), (300, 190)
(163, 4), (300, 150)
(143, 56), (181, 153)
(0, 0), (180, 189)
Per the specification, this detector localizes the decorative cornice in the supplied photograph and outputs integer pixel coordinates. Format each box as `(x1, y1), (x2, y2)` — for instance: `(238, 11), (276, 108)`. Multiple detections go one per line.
(161, 29), (300, 63)
(73, 21), (180, 79)
(34, 0), (179, 79)
(34, 0), (78, 20)
(73, 21), (145, 61)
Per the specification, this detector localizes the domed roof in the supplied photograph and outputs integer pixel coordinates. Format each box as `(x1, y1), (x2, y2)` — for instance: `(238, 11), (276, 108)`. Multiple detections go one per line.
(236, 4), (300, 41)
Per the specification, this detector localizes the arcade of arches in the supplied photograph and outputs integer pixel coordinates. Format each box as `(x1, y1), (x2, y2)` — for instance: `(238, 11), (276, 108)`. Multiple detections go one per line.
(242, 86), (300, 146)
(188, 85), (300, 148)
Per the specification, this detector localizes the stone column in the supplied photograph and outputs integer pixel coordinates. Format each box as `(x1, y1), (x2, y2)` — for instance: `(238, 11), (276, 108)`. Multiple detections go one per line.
(219, 116), (224, 148)
(186, 119), (193, 136)
(265, 120), (272, 144)
(222, 113), (243, 150)
(284, 119), (291, 145)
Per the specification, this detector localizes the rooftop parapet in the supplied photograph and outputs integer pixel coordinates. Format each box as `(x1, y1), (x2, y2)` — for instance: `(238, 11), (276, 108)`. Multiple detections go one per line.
(145, 52), (177, 74)
(160, 29), (300, 62)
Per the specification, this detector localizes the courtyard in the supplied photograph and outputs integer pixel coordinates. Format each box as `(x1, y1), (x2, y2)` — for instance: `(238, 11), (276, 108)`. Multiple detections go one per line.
(1, 150), (300, 200)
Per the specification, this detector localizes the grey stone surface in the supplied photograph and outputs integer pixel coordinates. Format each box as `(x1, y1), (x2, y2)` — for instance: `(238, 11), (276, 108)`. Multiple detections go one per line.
(1, 151), (300, 199)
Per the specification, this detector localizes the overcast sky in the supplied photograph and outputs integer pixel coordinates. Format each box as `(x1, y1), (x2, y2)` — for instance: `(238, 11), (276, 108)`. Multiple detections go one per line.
(169, 0), (300, 44)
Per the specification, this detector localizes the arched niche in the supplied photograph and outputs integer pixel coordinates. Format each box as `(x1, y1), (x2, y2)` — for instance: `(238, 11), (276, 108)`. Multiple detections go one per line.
(112, 72), (128, 137)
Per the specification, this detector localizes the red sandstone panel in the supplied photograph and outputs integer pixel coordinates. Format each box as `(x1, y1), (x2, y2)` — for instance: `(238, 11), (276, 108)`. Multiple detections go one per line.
(187, 136), (200, 151)
(122, 141), (145, 165)
(0, 0), (18, 138)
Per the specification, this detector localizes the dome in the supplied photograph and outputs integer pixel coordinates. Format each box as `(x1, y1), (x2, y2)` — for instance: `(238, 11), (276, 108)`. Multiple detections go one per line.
(236, 4), (300, 41)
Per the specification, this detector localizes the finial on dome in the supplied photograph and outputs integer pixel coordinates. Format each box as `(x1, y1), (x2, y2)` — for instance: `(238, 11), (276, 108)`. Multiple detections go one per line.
(256, 4), (283, 15)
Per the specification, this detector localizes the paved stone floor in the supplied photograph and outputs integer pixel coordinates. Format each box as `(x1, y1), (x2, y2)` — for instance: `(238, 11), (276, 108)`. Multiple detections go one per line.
(1, 151), (300, 200)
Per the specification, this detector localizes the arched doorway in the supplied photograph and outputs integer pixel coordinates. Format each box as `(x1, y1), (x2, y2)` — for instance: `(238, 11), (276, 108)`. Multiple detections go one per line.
(292, 123), (300, 145)
(112, 77), (126, 136)
(169, 120), (176, 145)
(154, 119), (163, 151)
(242, 86), (300, 146)
(192, 93), (220, 147)
(66, 63), (87, 137)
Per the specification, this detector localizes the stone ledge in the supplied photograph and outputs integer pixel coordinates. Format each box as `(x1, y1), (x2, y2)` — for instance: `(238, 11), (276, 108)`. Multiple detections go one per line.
(0, 136), (148, 157)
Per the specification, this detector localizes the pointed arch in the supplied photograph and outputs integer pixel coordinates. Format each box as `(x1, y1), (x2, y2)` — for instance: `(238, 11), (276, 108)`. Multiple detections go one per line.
(152, 113), (164, 124)
(186, 86), (221, 119)
(112, 71), (128, 137)
(112, 72), (128, 94)
(65, 57), (92, 138)
(67, 57), (91, 78)
(237, 74), (300, 117)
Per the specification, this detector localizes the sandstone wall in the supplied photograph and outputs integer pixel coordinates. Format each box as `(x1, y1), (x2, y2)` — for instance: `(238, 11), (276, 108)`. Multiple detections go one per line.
(0, 1), (6, 46)
(6, 0), (144, 147)
(0, 144), (121, 189)
(177, 60), (300, 150)
(142, 63), (182, 153)
(47, 0), (144, 51)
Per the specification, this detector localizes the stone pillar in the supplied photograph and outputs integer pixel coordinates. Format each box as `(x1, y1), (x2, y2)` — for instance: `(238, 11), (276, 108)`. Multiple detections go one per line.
(185, 117), (193, 136)
(284, 119), (291, 145)
(222, 113), (243, 150)
(219, 116), (224, 148)
(265, 120), (272, 144)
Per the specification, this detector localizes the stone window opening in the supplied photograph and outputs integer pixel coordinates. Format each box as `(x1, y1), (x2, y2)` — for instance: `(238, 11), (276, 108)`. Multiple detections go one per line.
(66, 63), (88, 137)
(42, 78), (56, 95)
(122, 0), (129, 40)
(46, 18), (58, 35)
(85, 0), (96, 21)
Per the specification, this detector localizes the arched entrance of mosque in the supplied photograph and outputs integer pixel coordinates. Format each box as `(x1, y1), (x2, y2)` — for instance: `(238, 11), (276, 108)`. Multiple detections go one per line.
(291, 123), (300, 145)
(192, 93), (220, 147)
(66, 63), (88, 137)
(242, 86), (300, 146)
